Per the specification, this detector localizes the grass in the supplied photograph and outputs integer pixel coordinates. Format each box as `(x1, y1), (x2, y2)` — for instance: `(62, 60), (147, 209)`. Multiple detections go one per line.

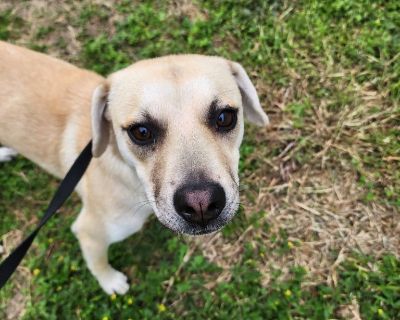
(0, 0), (399, 319)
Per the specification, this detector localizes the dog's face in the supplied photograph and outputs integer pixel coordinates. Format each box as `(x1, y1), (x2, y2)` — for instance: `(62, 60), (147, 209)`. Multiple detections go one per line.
(91, 55), (268, 235)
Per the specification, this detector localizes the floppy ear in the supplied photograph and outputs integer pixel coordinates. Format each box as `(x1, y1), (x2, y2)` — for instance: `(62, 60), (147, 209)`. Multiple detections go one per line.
(229, 61), (269, 126)
(91, 82), (110, 157)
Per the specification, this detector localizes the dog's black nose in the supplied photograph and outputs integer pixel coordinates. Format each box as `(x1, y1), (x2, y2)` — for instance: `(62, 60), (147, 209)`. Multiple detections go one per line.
(173, 182), (226, 226)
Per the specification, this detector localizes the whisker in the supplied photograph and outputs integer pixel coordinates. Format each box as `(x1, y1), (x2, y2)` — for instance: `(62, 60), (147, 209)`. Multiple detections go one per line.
(130, 199), (157, 215)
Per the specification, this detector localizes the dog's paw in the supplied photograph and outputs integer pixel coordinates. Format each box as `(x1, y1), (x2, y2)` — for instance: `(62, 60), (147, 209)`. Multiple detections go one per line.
(97, 268), (129, 295)
(0, 147), (18, 162)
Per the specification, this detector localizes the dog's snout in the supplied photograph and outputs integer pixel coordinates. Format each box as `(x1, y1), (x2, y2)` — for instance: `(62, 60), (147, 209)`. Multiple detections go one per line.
(173, 183), (226, 226)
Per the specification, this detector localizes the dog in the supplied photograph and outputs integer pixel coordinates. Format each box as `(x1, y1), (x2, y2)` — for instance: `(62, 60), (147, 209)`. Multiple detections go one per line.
(0, 41), (269, 294)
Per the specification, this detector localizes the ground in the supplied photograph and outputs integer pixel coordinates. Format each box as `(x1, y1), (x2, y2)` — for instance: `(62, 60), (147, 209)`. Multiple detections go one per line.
(0, 0), (399, 319)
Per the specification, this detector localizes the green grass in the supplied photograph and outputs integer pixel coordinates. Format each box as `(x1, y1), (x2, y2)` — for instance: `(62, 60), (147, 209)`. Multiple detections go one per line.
(1, 1), (399, 319)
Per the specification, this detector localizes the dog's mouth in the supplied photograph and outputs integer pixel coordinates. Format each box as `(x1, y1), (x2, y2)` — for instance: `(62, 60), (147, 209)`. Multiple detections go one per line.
(151, 182), (239, 236)
(179, 221), (223, 235)
(159, 217), (229, 235)
(153, 202), (238, 236)
(186, 227), (225, 236)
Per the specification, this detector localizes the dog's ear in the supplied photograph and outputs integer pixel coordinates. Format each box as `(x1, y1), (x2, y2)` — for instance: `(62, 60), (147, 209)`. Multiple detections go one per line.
(229, 61), (269, 126)
(91, 82), (110, 157)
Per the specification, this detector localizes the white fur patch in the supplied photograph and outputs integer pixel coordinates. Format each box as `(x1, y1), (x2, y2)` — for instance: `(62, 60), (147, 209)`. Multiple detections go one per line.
(0, 147), (17, 162)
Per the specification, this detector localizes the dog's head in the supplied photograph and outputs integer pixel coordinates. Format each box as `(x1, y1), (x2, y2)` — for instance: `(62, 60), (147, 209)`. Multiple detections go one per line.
(91, 55), (268, 235)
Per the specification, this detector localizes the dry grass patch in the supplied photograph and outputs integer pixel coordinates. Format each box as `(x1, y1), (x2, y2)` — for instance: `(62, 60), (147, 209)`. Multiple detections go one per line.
(167, 0), (207, 21)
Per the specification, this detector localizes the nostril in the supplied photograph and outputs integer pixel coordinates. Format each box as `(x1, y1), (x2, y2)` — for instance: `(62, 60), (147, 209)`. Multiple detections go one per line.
(207, 202), (218, 212)
(184, 206), (196, 215)
(204, 201), (222, 223)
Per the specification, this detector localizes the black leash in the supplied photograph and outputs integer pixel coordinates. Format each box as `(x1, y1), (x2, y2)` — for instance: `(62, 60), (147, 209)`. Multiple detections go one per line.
(0, 141), (93, 289)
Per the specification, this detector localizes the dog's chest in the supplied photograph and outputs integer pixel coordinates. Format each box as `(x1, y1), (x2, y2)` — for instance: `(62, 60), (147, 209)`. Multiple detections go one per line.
(106, 201), (153, 243)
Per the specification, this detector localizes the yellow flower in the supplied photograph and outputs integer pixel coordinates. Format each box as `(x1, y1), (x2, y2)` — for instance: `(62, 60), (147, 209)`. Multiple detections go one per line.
(383, 137), (391, 144)
(284, 289), (292, 298)
(378, 308), (384, 317)
(287, 241), (294, 249)
(110, 293), (117, 301)
(102, 317), (109, 320)
(157, 303), (167, 313)
(70, 265), (78, 272)
(127, 298), (134, 305)
(33, 268), (40, 276)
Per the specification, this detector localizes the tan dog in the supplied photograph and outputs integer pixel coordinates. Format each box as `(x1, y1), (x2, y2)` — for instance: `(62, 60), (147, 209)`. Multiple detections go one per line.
(0, 41), (269, 294)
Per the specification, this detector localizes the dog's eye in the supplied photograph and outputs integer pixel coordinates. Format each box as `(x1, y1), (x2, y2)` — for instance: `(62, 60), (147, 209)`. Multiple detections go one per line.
(127, 124), (154, 145)
(216, 109), (237, 132)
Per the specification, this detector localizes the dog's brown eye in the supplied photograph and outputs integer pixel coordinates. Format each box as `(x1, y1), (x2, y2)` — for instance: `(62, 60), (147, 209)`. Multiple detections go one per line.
(216, 109), (237, 131)
(128, 125), (154, 145)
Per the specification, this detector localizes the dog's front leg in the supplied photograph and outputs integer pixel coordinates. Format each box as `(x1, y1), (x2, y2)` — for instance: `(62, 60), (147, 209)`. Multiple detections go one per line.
(71, 209), (129, 295)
